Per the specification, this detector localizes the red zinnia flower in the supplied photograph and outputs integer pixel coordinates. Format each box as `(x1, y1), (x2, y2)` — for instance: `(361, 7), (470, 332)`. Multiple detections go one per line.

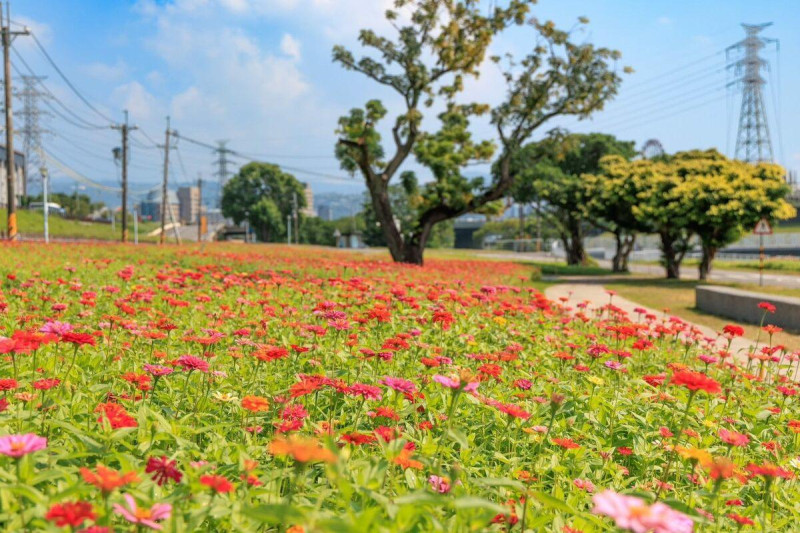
(728, 513), (755, 526)
(746, 462), (792, 479)
(33, 378), (61, 390)
(670, 370), (721, 394)
(200, 474), (235, 493)
(758, 301), (776, 313)
(45, 501), (96, 527)
(145, 456), (182, 486)
(61, 332), (97, 346)
(718, 428), (749, 447)
(552, 437), (580, 449)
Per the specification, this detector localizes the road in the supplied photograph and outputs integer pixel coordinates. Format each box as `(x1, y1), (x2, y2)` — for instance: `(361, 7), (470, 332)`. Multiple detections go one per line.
(478, 251), (800, 289)
(173, 223), (225, 242)
(622, 261), (800, 289)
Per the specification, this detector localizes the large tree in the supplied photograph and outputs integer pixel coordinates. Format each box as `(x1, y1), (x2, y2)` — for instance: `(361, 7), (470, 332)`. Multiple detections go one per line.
(675, 150), (794, 280)
(333, 0), (623, 264)
(221, 162), (307, 242)
(613, 150), (794, 279)
(361, 171), (455, 249)
(509, 132), (636, 265)
(587, 151), (652, 272)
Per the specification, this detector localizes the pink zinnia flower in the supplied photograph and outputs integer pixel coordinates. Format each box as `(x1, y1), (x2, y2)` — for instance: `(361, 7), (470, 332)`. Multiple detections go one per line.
(113, 494), (171, 530)
(143, 364), (174, 377)
(40, 321), (74, 336)
(0, 433), (47, 457)
(428, 475), (452, 494)
(176, 355), (209, 373)
(380, 376), (417, 395)
(432, 375), (479, 392)
(592, 490), (693, 533)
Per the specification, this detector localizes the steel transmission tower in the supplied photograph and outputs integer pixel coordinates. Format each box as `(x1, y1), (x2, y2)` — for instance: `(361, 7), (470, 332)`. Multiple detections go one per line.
(726, 23), (777, 163)
(15, 75), (50, 194)
(213, 140), (232, 207)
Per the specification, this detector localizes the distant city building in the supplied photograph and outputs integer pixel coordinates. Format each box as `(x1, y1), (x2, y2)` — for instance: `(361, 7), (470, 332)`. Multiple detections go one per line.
(301, 183), (315, 217)
(313, 192), (363, 220)
(317, 203), (332, 221)
(177, 186), (201, 223)
(138, 189), (179, 223)
(0, 146), (26, 208)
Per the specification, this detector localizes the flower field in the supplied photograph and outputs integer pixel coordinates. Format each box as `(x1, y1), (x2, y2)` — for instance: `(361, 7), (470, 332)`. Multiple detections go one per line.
(0, 243), (797, 532)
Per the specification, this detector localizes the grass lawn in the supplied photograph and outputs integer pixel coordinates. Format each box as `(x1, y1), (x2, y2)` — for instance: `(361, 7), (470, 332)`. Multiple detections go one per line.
(429, 249), (619, 277)
(1, 208), (161, 242)
(605, 278), (800, 349)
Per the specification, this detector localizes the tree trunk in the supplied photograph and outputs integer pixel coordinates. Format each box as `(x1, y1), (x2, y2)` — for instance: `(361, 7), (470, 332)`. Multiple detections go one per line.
(366, 177), (406, 262)
(563, 221), (587, 266)
(612, 232), (636, 273)
(698, 242), (716, 281)
(401, 220), (435, 265)
(660, 232), (681, 279)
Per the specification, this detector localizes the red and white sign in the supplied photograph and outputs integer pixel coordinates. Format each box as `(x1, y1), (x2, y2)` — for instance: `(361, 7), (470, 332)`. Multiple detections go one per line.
(753, 218), (773, 235)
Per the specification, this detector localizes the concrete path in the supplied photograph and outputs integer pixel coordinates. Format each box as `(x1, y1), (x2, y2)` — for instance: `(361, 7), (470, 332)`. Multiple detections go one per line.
(544, 282), (761, 359)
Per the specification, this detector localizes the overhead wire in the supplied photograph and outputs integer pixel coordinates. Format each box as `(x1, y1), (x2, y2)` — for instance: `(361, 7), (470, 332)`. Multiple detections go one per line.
(28, 30), (115, 124)
(10, 49), (109, 130)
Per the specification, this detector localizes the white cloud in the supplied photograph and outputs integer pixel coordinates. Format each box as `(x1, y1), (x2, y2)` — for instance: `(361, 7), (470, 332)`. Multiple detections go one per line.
(134, 1), (338, 159)
(657, 16), (672, 25)
(111, 81), (160, 122)
(280, 33), (301, 61)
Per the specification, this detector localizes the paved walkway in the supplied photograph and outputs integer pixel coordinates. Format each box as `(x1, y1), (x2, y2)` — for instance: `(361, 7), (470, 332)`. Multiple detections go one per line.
(544, 282), (761, 359)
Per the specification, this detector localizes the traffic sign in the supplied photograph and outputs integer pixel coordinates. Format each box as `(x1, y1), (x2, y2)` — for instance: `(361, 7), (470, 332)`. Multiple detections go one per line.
(754, 218), (773, 235)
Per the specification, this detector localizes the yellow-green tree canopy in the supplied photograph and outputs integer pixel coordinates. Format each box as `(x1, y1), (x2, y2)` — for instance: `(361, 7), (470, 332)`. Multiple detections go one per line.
(598, 149), (795, 279)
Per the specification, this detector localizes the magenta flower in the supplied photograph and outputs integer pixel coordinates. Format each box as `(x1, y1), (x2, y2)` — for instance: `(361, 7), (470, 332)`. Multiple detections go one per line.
(380, 376), (418, 395)
(433, 375), (479, 393)
(592, 490), (693, 533)
(0, 433), (47, 457)
(176, 355), (209, 373)
(143, 364), (174, 377)
(113, 494), (171, 530)
(428, 475), (452, 494)
(39, 321), (74, 335)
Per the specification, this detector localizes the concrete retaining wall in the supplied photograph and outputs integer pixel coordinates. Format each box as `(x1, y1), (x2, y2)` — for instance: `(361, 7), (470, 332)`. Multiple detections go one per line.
(695, 285), (800, 330)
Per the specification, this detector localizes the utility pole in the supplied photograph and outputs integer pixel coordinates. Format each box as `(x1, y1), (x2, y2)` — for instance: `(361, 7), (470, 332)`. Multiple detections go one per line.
(159, 116), (171, 245)
(2, 3), (29, 241)
(197, 174), (203, 242)
(292, 191), (299, 245)
(111, 110), (136, 242)
(40, 165), (48, 243)
(727, 23), (778, 163)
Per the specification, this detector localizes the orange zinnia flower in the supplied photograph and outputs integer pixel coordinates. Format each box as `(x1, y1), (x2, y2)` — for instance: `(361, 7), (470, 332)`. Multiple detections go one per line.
(241, 395), (270, 413)
(269, 435), (336, 464)
(392, 448), (423, 470)
(80, 464), (139, 493)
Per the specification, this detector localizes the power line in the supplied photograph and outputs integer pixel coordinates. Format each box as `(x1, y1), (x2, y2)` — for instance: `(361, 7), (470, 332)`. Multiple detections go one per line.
(28, 30), (114, 124)
(40, 146), (158, 195)
(583, 85), (727, 132)
(10, 49), (108, 129)
(622, 50), (724, 92)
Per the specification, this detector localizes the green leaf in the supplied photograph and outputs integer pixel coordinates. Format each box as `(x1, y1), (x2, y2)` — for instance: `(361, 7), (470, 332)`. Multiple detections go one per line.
(241, 504), (304, 524)
(531, 491), (577, 515)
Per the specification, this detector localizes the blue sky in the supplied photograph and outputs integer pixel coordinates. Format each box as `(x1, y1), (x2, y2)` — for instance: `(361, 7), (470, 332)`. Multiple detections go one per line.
(14, 0), (800, 203)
